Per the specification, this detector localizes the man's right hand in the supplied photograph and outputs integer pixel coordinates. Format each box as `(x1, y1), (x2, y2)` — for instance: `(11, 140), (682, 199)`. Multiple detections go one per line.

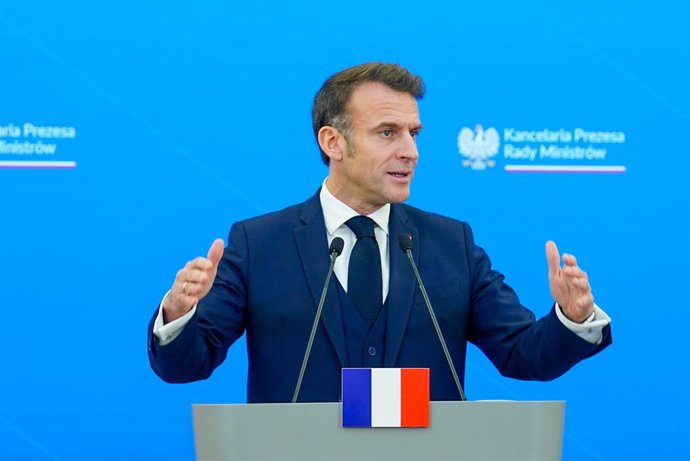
(162, 239), (225, 323)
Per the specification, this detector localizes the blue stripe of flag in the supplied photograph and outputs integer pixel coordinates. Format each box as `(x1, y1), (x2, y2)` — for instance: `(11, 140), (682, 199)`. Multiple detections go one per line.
(342, 368), (371, 427)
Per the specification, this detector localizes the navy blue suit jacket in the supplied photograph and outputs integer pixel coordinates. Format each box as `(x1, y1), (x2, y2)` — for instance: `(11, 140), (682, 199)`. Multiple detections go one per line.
(148, 191), (611, 402)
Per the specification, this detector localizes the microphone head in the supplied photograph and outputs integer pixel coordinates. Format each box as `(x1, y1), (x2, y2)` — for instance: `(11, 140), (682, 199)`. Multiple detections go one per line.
(398, 234), (414, 252)
(330, 237), (344, 256)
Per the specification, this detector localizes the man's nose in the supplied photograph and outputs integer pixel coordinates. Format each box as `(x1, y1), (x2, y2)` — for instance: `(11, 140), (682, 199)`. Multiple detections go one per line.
(398, 133), (419, 161)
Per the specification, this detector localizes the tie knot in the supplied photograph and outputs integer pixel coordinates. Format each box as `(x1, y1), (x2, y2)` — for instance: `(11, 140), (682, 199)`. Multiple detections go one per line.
(346, 216), (376, 240)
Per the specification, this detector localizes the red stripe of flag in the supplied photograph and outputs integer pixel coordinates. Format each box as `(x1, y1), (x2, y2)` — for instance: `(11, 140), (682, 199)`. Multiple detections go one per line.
(400, 368), (429, 427)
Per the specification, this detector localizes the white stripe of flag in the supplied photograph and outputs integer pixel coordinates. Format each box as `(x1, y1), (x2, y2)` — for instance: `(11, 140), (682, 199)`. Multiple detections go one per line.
(371, 368), (401, 427)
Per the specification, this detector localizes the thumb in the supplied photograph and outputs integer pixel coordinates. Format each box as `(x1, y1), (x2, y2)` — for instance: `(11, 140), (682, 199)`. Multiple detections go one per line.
(207, 238), (225, 269)
(545, 240), (560, 278)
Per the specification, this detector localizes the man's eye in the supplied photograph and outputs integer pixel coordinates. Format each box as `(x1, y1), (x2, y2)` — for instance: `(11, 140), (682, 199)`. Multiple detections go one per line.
(410, 130), (419, 138)
(381, 129), (393, 137)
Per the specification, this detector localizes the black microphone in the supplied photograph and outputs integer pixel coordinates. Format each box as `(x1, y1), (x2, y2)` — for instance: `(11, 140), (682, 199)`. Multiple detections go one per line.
(292, 237), (344, 403)
(398, 234), (467, 401)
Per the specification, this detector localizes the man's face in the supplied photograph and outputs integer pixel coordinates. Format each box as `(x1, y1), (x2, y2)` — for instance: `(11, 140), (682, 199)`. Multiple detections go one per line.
(328, 81), (421, 215)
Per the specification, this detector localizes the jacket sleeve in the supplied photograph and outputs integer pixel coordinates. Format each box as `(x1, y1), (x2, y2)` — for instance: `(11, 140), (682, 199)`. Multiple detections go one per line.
(147, 222), (250, 383)
(464, 223), (612, 381)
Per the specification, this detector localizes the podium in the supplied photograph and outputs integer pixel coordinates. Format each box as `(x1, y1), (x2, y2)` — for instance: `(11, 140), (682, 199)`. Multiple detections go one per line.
(193, 401), (565, 460)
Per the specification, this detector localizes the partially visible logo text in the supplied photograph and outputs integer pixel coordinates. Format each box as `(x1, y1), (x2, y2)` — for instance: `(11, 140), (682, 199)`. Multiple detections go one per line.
(457, 124), (627, 174)
(0, 122), (77, 169)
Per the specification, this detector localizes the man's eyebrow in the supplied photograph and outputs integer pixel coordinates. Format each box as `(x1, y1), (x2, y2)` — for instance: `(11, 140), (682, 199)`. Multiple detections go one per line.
(371, 121), (423, 131)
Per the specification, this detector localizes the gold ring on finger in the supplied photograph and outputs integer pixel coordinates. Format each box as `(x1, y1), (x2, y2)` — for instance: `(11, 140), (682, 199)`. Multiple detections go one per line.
(182, 281), (188, 294)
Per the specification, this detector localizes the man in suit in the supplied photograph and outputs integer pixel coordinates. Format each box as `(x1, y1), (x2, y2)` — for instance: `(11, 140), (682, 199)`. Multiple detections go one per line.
(148, 62), (611, 402)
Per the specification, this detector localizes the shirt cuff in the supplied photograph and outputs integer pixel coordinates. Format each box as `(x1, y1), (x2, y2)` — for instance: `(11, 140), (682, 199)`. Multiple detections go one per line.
(555, 302), (611, 345)
(152, 290), (197, 346)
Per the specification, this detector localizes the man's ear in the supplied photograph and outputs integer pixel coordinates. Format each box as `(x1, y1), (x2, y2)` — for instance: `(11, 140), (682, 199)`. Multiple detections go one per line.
(318, 126), (346, 162)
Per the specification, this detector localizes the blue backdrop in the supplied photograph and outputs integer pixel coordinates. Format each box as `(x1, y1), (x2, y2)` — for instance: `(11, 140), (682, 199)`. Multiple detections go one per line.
(1, 1), (688, 459)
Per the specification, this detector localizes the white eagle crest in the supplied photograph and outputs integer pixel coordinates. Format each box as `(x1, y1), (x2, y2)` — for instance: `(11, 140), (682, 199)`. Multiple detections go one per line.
(457, 124), (500, 170)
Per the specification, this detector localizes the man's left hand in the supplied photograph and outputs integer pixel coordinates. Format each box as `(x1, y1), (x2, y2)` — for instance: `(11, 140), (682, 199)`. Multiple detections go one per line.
(546, 241), (594, 323)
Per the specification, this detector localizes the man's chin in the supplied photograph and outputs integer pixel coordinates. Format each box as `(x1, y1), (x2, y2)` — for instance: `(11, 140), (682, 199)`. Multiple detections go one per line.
(387, 189), (411, 204)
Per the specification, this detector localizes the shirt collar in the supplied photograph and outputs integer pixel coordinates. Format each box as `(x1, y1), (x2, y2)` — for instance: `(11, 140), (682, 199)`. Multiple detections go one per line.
(319, 178), (390, 236)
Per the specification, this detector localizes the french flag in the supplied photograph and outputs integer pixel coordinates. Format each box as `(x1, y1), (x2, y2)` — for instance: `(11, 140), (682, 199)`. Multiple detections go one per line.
(341, 368), (430, 428)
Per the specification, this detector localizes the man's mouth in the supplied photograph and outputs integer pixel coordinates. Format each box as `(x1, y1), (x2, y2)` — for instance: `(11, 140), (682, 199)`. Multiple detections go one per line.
(388, 171), (411, 178)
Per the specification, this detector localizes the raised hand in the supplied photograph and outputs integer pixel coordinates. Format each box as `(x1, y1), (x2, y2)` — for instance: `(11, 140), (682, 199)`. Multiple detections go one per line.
(546, 241), (594, 323)
(163, 239), (224, 322)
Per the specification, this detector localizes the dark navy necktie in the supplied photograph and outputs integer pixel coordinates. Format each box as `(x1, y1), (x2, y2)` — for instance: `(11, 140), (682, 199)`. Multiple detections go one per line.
(346, 216), (383, 329)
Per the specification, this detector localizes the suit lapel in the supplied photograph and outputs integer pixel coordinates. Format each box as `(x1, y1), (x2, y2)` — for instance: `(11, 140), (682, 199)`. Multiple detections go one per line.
(294, 192), (347, 368)
(384, 204), (419, 366)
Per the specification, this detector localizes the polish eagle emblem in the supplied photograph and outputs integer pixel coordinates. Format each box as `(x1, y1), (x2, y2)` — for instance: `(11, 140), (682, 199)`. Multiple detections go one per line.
(457, 125), (500, 170)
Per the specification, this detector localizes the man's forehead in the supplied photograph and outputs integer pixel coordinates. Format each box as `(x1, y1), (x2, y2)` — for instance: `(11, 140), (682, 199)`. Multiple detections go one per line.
(348, 81), (420, 123)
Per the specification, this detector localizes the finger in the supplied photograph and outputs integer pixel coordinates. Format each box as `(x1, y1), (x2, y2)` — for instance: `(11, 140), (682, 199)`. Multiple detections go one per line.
(174, 267), (201, 291)
(545, 241), (560, 277)
(567, 277), (591, 291)
(184, 269), (209, 284)
(563, 266), (587, 278)
(177, 279), (192, 296)
(190, 257), (213, 271)
(179, 260), (208, 278)
(175, 266), (192, 285)
(182, 281), (204, 296)
(176, 277), (204, 297)
(207, 239), (225, 269)
(562, 253), (578, 267)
